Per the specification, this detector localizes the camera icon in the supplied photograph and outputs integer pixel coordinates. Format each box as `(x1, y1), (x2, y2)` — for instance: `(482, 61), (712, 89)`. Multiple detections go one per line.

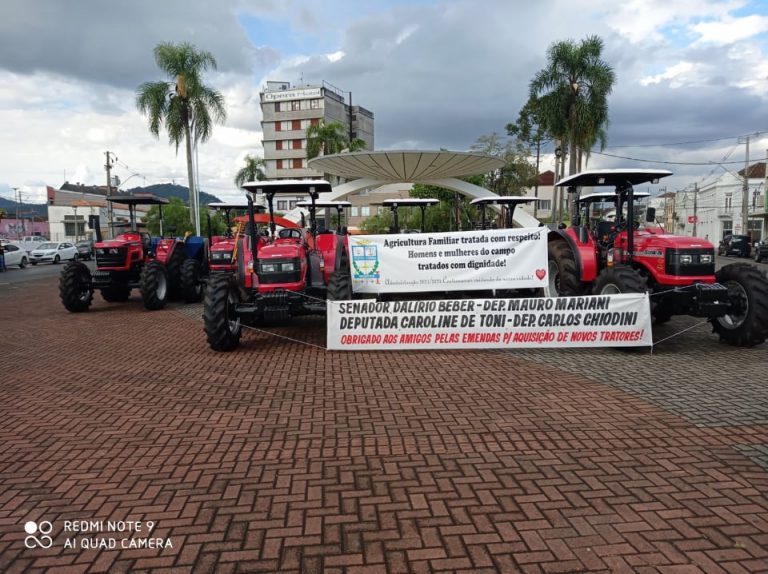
(24, 521), (53, 549)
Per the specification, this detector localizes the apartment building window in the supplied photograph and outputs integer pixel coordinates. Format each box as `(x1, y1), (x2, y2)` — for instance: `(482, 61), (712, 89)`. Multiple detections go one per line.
(292, 119), (301, 130)
(351, 207), (359, 217)
(725, 194), (732, 210)
(289, 200), (298, 210)
(275, 121), (281, 132)
(361, 206), (370, 217)
(538, 200), (552, 210)
(292, 139), (302, 150)
(292, 158), (303, 169)
(310, 118), (319, 127)
(276, 140), (283, 151)
(276, 159), (283, 170)
(310, 99), (321, 109)
(291, 100), (301, 111)
(64, 215), (86, 237)
(277, 200), (287, 211)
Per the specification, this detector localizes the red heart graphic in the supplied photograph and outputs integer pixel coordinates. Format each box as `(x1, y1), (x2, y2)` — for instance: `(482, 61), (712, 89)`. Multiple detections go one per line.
(535, 268), (546, 280)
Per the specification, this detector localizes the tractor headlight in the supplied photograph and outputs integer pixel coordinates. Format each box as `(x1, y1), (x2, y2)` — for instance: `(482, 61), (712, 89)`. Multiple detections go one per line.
(95, 248), (105, 256)
(211, 250), (233, 262)
(108, 248), (120, 255)
(700, 254), (712, 264)
(679, 254), (693, 265)
(261, 263), (277, 273)
(281, 261), (296, 272)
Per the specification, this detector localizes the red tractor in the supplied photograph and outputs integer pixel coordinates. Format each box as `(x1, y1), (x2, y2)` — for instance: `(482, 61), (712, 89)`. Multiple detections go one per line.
(59, 194), (189, 312)
(546, 169), (768, 347)
(203, 180), (352, 351)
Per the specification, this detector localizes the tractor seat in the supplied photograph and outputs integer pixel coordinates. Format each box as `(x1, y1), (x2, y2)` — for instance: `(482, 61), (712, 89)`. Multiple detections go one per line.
(596, 221), (614, 240)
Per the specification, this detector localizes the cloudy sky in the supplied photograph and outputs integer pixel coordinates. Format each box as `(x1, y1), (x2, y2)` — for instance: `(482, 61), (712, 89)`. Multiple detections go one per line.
(1, 0), (767, 203)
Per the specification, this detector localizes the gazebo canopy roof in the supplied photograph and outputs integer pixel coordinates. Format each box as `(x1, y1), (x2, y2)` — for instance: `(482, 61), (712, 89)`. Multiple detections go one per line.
(308, 150), (504, 181)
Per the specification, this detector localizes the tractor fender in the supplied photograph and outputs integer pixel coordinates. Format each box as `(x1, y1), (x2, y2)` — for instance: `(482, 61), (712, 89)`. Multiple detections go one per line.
(549, 228), (599, 283)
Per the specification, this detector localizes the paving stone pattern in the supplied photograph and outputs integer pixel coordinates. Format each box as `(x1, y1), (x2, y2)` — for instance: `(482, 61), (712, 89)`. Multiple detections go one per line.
(1, 279), (767, 573)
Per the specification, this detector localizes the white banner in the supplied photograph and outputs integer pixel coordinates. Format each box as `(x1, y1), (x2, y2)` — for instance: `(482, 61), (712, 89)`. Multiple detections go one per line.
(327, 294), (653, 350)
(349, 228), (548, 294)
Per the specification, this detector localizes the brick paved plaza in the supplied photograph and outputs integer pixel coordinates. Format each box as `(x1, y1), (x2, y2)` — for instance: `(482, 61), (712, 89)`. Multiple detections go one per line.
(1, 277), (767, 573)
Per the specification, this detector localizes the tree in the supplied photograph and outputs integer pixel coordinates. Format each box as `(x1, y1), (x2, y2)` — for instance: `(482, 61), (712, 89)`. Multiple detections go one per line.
(143, 196), (226, 237)
(234, 154), (266, 188)
(507, 96), (552, 218)
(530, 35), (615, 217)
(469, 133), (537, 197)
(136, 42), (227, 236)
(305, 120), (349, 159)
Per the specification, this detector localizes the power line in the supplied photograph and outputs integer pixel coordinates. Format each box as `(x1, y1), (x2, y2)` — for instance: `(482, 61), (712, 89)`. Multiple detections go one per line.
(589, 149), (759, 166)
(604, 134), (749, 149)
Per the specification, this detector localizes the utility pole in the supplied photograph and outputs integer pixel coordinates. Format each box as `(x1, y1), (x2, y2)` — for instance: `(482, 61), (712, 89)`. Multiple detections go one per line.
(105, 151), (116, 238)
(693, 183), (698, 237)
(739, 134), (751, 237)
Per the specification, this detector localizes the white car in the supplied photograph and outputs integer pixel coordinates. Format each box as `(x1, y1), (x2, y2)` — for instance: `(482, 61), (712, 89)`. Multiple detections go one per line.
(29, 242), (78, 265)
(1, 242), (29, 268)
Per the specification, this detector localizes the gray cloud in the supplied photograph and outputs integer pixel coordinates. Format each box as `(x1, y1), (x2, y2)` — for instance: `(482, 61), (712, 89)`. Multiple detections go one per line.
(0, 0), (260, 88)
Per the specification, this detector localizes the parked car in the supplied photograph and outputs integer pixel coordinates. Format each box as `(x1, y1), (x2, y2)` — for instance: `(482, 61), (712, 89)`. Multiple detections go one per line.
(0, 241), (28, 269)
(29, 242), (78, 265)
(718, 234), (752, 258)
(754, 239), (768, 263)
(75, 239), (95, 261)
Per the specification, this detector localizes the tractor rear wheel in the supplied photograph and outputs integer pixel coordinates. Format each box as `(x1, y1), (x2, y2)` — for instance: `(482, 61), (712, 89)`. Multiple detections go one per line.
(180, 258), (204, 303)
(166, 246), (187, 299)
(712, 263), (768, 347)
(327, 271), (352, 301)
(547, 241), (583, 296)
(203, 274), (242, 351)
(59, 261), (93, 312)
(101, 286), (131, 302)
(139, 260), (168, 311)
(593, 266), (647, 295)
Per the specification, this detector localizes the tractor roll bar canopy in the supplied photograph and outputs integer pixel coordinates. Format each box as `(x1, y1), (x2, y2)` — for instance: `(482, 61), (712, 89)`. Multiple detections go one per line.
(577, 190), (652, 203)
(295, 200), (352, 209)
(555, 169), (673, 188)
(208, 201), (265, 211)
(471, 197), (537, 229)
(470, 197), (537, 206)
(241, 179), (332, 196)
(380, 198), (439, 207)
(375, 198), (439, 233)
(105, 194), (169, 234)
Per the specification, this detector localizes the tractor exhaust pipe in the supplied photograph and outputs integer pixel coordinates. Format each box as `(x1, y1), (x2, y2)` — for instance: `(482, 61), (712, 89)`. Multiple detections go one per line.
(247, 194), (259, 265)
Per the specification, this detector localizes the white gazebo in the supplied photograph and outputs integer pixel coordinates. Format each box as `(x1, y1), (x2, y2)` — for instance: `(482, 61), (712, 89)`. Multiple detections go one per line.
(293, 150), (540, 228)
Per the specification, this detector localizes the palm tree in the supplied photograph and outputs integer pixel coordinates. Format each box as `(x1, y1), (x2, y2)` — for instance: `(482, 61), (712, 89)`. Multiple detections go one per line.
(136, 42), (226, 235)
(234, 155), (266, 187)
(305, 120), (349, 159)
(530, 35), (615, 218)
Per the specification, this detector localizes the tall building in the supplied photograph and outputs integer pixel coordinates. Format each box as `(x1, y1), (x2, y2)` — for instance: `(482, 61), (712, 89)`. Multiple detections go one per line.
(260, 81), (374, 184)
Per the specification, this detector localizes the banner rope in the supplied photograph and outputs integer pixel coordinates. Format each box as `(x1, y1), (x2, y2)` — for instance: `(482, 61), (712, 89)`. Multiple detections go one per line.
(651, 319), (710, 352)
(240, 323), (327, 351)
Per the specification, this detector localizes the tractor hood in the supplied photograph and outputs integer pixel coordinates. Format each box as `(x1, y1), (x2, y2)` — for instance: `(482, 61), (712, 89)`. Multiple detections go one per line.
(97, 232), (141, 248)
(636, 230), (713, 250)
(210, 238), (236, 251)
(258, 242), (303, 260)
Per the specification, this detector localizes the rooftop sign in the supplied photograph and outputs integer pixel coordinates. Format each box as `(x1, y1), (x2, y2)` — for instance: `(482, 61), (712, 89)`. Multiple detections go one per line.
(263, 87), (322, 102)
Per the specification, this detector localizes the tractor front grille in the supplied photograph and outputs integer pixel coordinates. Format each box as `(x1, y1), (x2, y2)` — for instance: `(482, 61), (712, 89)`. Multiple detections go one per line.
(665, 248), (715, 277)
(95, 246), (128, 268)
(258, 258), (301, 285)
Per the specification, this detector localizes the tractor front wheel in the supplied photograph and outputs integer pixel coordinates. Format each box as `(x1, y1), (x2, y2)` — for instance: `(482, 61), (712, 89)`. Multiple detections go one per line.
(166, 247), (187, 299)
(712, 263), (768, 347)
(547, 241), (583, 297)
(180, 258), (204, 303)
(101, 286), (131, 302)
(139, 260), (168, 311)
(593, 266), (647, 295)
(59, 261), (93, 312)
(203, 275), (242, 352)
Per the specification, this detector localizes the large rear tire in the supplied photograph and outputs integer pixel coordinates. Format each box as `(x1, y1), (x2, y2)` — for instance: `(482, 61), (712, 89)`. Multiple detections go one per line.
(593, 266), (647, 295)
(101, 286), (131, 302)
(203, 275), (242, 352)
(59, 261), (93, 312)
(165, 245), (187, 299)
(327, 271), (352, 301)
(139, 260), (168, 311)
(180, 258), (204, 303)
(547, 241), (583, 296)
(712, 263), (768, 347)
